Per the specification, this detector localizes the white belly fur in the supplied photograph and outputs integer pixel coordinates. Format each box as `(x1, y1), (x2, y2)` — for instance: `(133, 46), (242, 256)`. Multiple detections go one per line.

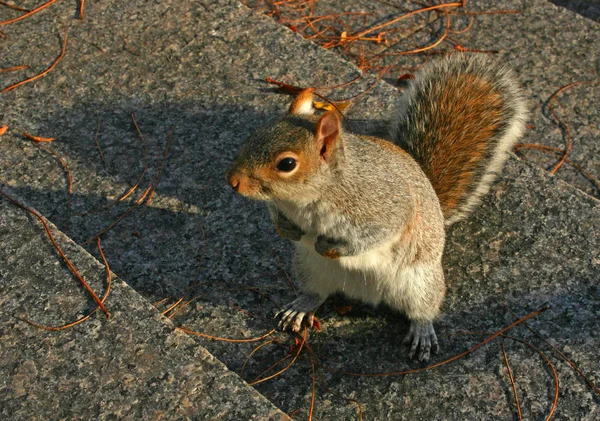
(296, 234), (428, 311)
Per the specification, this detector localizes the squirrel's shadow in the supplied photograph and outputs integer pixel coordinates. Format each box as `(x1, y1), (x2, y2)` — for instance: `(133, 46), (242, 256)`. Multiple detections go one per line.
(3, 99), (395, 299)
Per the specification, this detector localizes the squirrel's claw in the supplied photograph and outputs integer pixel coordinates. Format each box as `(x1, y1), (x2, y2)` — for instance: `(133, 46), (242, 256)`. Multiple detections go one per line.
(402, 320), (439, 362)
(276, 308), (313, 332)
(275, 293), (325, 332)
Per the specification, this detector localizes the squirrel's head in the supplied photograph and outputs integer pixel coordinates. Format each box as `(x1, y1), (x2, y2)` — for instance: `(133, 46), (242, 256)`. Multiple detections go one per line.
(226, 89), (343, 202)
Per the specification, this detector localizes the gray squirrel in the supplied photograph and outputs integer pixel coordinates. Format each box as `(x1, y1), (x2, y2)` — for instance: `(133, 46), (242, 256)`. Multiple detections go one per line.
(226, 55), (527, 361)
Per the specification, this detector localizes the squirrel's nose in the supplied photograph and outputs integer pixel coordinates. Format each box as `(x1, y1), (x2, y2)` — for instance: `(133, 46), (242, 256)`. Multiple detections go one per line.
(226, 169), (242, 191)
(227, 168), (256, 196)
(229, 173), (240, 190)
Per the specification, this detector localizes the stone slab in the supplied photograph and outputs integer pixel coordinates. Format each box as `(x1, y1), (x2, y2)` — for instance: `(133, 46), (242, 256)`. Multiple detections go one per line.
(0, 0), (599, 420)
(0, 188), (288, 420)
(0, 186), (288, 420)
(180, 162), (600, 420)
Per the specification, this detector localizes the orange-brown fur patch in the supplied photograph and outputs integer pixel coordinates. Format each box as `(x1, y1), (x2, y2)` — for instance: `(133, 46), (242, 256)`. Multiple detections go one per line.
(253, 148), (320, 185)
(323, 249), (340, 259)
(400, 215), (414, 244)
(289, 88), (315, 115)
(390, 210), (422, 264)
(421, 74), (503, 217)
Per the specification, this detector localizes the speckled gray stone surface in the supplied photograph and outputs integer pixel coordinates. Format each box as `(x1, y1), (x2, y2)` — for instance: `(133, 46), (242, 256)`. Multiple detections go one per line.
(0, 189), (288, 420)
(550, 0), (600, 22)
(435, 0), (600, 198)
(1, 0), (599, 420)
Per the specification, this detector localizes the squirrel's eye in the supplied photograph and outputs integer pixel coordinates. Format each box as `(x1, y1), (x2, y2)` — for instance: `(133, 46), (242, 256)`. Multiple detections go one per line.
(276, 157), (297, 172)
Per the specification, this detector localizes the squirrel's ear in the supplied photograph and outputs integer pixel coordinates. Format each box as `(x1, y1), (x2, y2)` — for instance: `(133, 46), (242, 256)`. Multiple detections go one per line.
(315, 111), (341, 162)
(289, 88), (315, 116)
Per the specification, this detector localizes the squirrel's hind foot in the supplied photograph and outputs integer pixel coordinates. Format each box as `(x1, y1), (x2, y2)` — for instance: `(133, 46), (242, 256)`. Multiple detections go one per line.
(402, 320), (439, 362)
(276, 292), (325, 332)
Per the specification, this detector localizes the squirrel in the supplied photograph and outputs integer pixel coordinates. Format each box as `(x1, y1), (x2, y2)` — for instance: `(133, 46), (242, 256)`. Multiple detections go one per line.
(226, 55), (527, 361)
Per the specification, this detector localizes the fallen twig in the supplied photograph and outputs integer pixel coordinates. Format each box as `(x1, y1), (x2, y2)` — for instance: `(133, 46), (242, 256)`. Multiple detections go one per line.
(20, 238), (112, 330)
(176, 326), (276, 343)
(373, 10), (451, 60)
(514, 144), (600, 194)
(0, 65), (29, 73)
(504, 304), (600, 398)
(23, 131), (55, 142)
(80, 113), (153, 242)
(317, 65), (391, 104)
(93, 115), (106, 165)
(146, 127), (173, 204)
(167, 297), (198, 320)
(250, 353), (293, 384)
(455, 332), (559, 421)
(37, 144), (73, 228)
(82, 205), (137, 245)
(153, 297), (170, 307)
(269, 246), (296, 293)
(501, 343), (523, 421)
(0, 188), (110, 317)
(307, 345), (317, 421)
(545, 81), (599, 174)
(120, 113), (150, 201)
(161, 297), (184, 316)
(449, 14), (474, 34)
(0, 0), (57, 26)
(0, 1), (31, 12)
(504, 335), (559, 421)
(2, 30), (67, 93)
(122, 33), (141, 56)
(240, 338), (277, 376)
(249, 328), (307, 385)
(349, 2), (461, 44)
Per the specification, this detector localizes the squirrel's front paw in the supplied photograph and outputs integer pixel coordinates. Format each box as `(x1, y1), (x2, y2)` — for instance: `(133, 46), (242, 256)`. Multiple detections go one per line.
(314, 236), (347, 259)
(271, 209), (304, 241)
(402, 320), (439, 362)
(275, 222), (304, 241)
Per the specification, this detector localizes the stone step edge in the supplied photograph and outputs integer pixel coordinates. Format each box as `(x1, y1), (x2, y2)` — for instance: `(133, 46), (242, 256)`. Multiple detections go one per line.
(0, 184), (290, 418)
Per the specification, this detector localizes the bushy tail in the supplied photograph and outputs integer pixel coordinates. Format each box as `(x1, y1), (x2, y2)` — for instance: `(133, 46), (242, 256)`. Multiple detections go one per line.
(392, 55), (527, 225)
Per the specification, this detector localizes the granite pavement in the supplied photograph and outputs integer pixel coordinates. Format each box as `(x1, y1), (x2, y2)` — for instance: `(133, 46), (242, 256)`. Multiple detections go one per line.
(1, 0), (599, 419)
